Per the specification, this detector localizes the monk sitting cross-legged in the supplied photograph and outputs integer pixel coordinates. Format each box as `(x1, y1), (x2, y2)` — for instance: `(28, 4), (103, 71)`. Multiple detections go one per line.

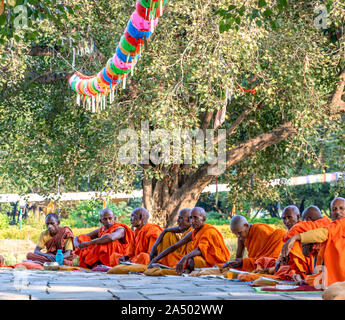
(286, 205), (331, 263)
(148, 207), (230, 274)
(251, 206), (323, 282)
(148, 208), (193, 268)
(270, 205), (315, 281)
(281, 197), (345, 287)
(117, 207), (163, 266)
(222, 215), (286, 272)
(74, 208), (134, 268)
(26, 213), (75, 266)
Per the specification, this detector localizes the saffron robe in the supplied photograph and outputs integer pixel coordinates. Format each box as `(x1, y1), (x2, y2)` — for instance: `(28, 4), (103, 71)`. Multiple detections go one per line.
(191, 223), (230, 268)
(76, 222), (134, 268)
(26, 226), (75, 266)
(156, 227), (194, 268)
(242, 223), (286, 272)
(314, 217), (345, 286)
(128, 223), (163, 265)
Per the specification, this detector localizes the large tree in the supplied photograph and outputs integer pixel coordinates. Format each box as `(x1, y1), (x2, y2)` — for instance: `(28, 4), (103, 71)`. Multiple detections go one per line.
(0, 0), (344, 226)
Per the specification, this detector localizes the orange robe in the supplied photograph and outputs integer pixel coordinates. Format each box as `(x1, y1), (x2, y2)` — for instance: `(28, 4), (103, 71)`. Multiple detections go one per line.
(321, 217), (345, 286)
(128, 223), (163, 265)
(157, 227), (194, 268)
(242, 223), (286, 272)
(191, 223), (230, 268)
(76, 222), (134, 268)
(284, 217), (332, 266)
(273, 221), (323, 280)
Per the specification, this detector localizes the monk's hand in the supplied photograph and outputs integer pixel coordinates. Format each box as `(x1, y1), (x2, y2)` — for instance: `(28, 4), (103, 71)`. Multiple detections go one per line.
(302, 243), (313, 257)
(281, 236), (297, 262)
(119, 256), (129, 263)
(148, 257), (157, 269)
(223, 258), (243, 269)
(176, 258), (186, 275)
(46, 254), (57, 262)
(0, 255), (4, 267)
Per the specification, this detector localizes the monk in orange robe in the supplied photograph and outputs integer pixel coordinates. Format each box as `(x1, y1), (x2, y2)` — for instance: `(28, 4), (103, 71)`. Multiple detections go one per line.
(148, 208), (193, 268)
(148, 207), (230, 274)
(288, 205), (331, 262)
(275, 205), (315, 281)
(222, 215), (285, 272)
(253, 206), (328, 281)
(118, 207), (163, 266)
(74, 209), (133, 268)
(282, 197), (345, 287)
(26, 213), (75, 266)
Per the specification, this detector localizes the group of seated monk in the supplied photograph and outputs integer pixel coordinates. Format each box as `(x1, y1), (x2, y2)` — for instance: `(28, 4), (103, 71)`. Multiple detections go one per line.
(2, 197), (344, 288)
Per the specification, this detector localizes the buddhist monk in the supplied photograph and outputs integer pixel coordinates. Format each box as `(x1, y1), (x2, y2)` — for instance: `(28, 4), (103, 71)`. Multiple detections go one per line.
(118, 207), (163, 265)
(281, 197), (345, 287)
(148, 208), (193, 268)
(0, 255), (4, 267)
(298, 205), (331, 258)
(302, 205), (323, 222)
(26, 213), (75, 266)
(74, 208), (133, 268)
(276, 205), (314, 281)
(222, 215), (286, 271)
(148, 207), (230, 274)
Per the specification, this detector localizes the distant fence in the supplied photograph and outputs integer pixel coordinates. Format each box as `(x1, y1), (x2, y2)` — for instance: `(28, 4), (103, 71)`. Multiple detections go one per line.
(0, 172), (343, 203)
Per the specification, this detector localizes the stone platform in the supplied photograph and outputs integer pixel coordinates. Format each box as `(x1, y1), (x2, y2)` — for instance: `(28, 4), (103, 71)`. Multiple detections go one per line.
(0, 269), (323, 300)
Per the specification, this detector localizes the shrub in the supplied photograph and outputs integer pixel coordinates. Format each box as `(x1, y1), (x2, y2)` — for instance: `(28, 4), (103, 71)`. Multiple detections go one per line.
(0, 213), (10, 229)
(0, 226), (43, 243)
(61, 200), (133, 228)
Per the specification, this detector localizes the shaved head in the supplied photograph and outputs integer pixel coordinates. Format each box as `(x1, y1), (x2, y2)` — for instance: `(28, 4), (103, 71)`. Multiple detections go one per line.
(100, 208), (114, 218)
(330, 197), (345, 221)
(177, 208), (191, 230)
(130, 207), (150, 229)
(230, 215), (248, 230)
(230, 215), (251, 240)
(282, 205), (300, 230)
(99, 208), (115, 229)
(190, 207), (206, 230)
(191, 207), (206, 219)
(302, 206), (322, 222)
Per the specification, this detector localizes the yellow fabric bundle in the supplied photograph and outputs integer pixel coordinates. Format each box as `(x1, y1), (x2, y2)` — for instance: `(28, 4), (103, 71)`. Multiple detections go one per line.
(144, 267), (179, 276)
(107, 264), (147, 274)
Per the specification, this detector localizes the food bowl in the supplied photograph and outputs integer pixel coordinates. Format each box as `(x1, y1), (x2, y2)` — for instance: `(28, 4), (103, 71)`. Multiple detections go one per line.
(43, 262), (59, 271)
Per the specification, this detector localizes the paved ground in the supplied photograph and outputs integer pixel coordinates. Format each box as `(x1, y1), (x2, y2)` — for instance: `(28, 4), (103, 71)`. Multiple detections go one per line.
(0, 268), (323, 300)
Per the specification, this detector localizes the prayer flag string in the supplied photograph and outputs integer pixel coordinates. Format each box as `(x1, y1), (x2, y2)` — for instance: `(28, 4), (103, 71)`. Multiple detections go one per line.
(68, 0), (167, 112)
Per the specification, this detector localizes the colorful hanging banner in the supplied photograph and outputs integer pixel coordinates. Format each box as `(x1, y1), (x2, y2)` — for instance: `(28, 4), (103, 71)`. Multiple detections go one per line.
(68, 0), (168, 112)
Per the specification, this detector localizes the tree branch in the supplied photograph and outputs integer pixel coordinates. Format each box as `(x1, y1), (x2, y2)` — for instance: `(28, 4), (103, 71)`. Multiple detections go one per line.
(30, 72), (72, 84)
(213, 99), (264, 145)
(200, 110), (214, 135)
(224, 121), (296, 169)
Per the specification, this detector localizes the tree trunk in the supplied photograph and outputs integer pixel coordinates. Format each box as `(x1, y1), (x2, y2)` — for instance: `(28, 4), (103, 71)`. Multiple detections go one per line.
(142, 121), (296, 227)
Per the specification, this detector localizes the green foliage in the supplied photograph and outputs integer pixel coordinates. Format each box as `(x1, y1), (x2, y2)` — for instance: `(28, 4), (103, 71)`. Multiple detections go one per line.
(0, 0), (344, 224)
(206, 210), (229, 225)
(61, 200), (133, 228)
(249, 217), (284, 226)
(0, 213), (10, 229)
(0, 203), (12, 215)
